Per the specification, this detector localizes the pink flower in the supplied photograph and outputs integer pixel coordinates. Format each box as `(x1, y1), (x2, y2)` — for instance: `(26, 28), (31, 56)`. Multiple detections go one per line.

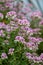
(24, 7), (31, 13)
(33, 56), (41, 63)
(26, 52), (31, 56)
(15, 36), (25, 43)
(26, 52), (42, 63)
(6, 25), (11, 32)
(33, 28), (40, 33)
(39, 19), (43, 26)
(0, 13), (3, 19)
(0, 30), (5, 37)
(30, 10), (42, 19)
(29, 37), (36, 43)
(40, 53), (43, 60)
(26, 52), (32, 59)
(5, 2), (13, 9)
(6, 11), (17, 20)
(29, 37), (42, 43)
(1, 53), (8, 59)
(18, 19), (30, 26)
(22, 27), (31, 31)
(0, 22), (6, 29)
(25, 42), (38, 51)
(26, 28), (33, 35)
(8, 48), (14, 55)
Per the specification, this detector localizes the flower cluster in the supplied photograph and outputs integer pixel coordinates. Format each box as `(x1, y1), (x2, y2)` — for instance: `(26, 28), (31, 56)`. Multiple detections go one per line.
(5, 2), (13, 9)
(6, 11), (17, 20)
(0, 1), (43, 65)
(26, 52), (43, 64)
(15, 36), (25, 43)
(30, 10), (42, 19)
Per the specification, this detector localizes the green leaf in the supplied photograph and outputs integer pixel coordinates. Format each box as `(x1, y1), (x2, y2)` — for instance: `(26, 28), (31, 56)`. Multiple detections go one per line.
(0, 58), (2, 65)
(36, 42), (43, 55)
